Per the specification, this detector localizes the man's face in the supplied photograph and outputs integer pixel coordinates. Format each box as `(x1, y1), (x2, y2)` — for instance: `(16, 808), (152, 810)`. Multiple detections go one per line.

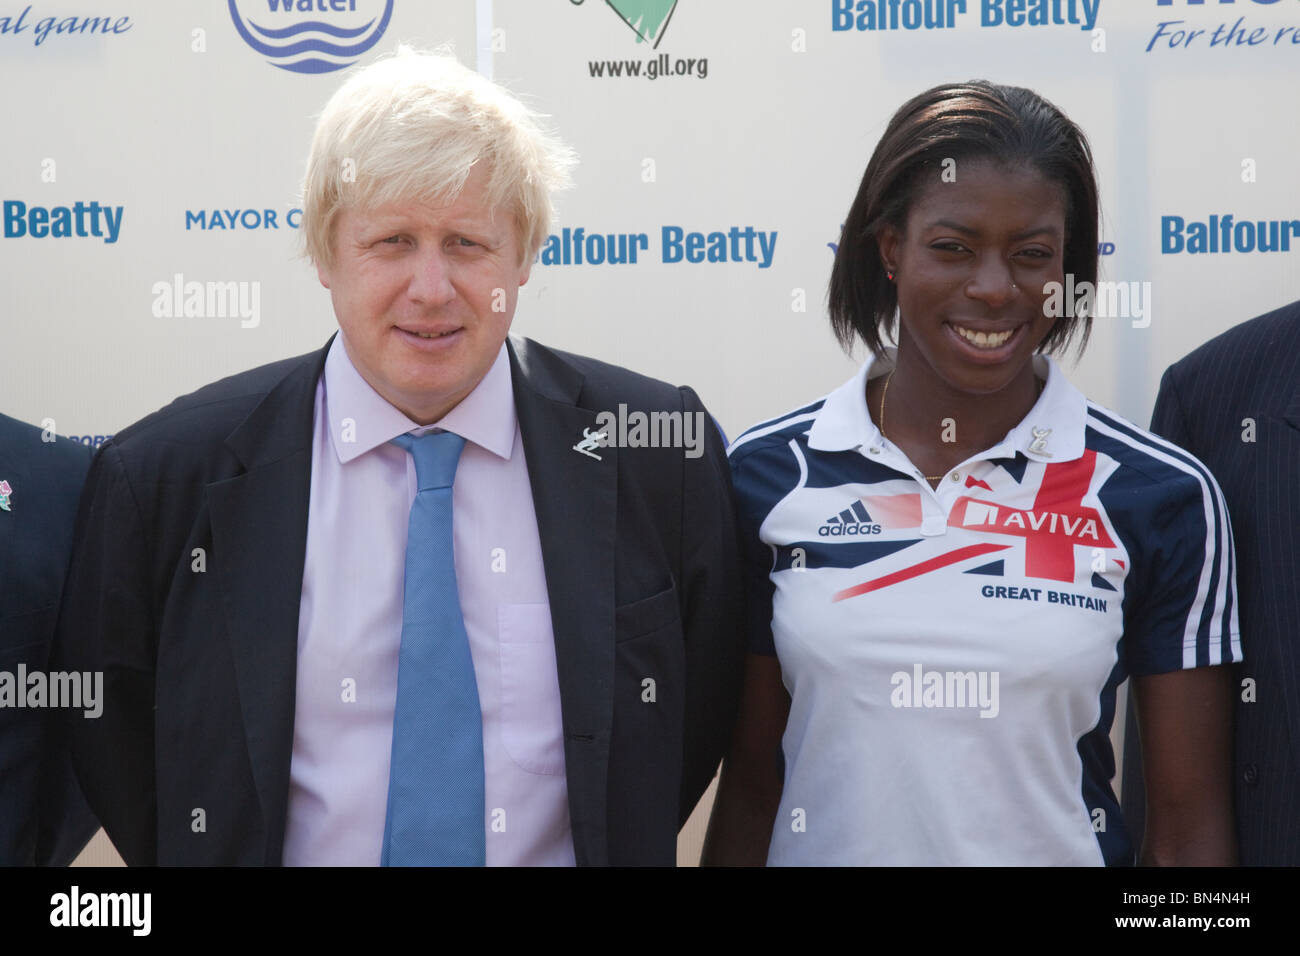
(317, 165), (531, 425)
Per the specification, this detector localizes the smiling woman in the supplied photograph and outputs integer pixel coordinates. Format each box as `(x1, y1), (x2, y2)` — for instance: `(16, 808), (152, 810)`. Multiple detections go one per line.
(870, 159), (1066, 479)
(704, 81), (1241, 868)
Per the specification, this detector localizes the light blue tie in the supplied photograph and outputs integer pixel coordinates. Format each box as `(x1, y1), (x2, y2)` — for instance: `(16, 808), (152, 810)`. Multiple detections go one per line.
(381, 430), (485, 866)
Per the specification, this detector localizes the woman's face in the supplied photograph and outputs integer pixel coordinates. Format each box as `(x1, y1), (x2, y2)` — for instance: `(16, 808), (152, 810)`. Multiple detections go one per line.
(877, 159), (1067, 397)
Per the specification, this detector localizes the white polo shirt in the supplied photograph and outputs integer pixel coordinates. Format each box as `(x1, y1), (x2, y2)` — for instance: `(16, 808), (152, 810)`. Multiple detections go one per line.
(729, 350), (1240, 866)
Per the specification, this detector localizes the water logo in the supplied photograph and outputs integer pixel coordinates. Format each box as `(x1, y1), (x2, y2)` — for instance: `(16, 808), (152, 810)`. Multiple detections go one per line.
(228, 0), (394, 74)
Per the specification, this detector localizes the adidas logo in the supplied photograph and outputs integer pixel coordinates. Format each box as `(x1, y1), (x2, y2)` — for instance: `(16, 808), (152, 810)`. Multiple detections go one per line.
(818, 500), (882, 537)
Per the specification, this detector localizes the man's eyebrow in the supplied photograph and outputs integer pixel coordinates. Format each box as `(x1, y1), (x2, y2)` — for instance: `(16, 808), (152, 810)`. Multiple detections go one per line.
(443, 216), (501, 233)
(359, 210), (502, 233)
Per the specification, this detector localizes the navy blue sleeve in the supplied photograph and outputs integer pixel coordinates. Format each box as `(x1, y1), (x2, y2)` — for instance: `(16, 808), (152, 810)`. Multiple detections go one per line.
(1124, 461), (1240, 676)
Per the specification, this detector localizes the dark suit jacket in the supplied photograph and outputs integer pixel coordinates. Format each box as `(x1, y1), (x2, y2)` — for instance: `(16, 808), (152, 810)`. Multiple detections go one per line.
(0, 414), (100, 865)
(53, 335), (745, 866)
(1122, 299), (1300, 865)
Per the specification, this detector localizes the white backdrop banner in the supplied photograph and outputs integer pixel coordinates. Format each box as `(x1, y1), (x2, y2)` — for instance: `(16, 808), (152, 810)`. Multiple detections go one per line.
(2, 0), (1297, 453)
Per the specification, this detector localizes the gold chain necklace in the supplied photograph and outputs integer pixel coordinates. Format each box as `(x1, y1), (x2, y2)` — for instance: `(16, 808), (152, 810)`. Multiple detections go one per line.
(878, 369), (1044, 483)
(878, 371), (943, 481)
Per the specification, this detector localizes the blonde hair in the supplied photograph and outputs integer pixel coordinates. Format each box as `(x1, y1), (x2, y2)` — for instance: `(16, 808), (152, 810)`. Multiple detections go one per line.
(301, 45), (576, 268)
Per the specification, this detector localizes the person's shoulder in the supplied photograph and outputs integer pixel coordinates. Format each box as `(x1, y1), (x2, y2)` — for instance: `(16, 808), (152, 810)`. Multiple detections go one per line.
(1084, 399), (1221, 500)
(104, 344), (326, 475)
(726, 397), (827, 469)
(510, 336), (688, 410)
(111, 347), (322, 447)
(723, 397), (830, 523)
(1165, 298), (1300, 386)
(0, 412), (92, 474)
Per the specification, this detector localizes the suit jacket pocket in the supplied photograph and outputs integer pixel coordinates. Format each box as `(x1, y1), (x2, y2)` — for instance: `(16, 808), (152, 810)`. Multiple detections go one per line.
(614, 585), (681, 643)
(497, 603), (566, 775)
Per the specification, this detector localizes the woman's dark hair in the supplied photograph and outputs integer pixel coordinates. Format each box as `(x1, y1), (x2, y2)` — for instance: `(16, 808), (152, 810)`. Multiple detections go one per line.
(828, 81), (1099, 359)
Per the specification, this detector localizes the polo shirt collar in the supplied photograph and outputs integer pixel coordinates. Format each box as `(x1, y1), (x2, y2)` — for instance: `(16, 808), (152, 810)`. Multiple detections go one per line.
(807, 347), (1087, 464)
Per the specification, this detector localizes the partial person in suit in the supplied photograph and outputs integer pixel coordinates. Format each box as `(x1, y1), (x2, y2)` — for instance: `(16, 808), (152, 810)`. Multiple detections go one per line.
(1123, 299), (1300, 865)
(53, 47), (744, 866)
(0, 414), (99, 865)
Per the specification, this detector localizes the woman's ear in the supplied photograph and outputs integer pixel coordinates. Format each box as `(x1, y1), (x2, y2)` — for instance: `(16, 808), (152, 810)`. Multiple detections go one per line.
(877, 224), (900, 277)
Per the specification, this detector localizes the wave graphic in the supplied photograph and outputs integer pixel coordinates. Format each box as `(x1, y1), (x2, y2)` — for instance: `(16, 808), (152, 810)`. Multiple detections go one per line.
(249, 18), (376, 41)
(228, 0), (394, 74)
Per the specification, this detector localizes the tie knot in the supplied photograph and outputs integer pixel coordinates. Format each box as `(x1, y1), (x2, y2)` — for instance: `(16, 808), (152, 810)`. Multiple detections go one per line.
(392, 431), (466, 491)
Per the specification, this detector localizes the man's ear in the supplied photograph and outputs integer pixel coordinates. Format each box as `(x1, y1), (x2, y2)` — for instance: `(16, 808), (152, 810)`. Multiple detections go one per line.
(517, 227), (535, 286)
(316, 259), (331, 291)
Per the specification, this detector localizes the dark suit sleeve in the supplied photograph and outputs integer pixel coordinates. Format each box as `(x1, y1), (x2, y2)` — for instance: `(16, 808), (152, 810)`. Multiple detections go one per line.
(1149, 367), (1195, 456)
(675, 386), (746, 826)
(728, 446), (780, 657)
(35, 438), (101, 866)
(1121, 365), (1195, 859)
(0, 427), (100, 866)
(52, 442), (159, 865)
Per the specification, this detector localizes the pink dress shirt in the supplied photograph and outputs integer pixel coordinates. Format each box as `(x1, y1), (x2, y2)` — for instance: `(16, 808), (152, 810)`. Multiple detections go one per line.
(281, 334), (575, 866)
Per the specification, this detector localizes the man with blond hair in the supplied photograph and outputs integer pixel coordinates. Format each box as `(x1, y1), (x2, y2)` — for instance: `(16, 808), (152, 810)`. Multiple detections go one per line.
(54, 48), (744, 866)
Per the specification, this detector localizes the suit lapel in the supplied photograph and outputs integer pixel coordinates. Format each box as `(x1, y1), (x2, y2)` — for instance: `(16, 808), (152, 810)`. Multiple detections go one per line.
(508, 336), (617, 867)
(206, 337), (332, 864)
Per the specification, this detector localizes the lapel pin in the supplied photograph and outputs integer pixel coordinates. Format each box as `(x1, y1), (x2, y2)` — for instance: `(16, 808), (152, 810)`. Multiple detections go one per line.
(573, 428), (606, 461)
(1029, 427), (1053, 456)
(0, 480), (12, 512)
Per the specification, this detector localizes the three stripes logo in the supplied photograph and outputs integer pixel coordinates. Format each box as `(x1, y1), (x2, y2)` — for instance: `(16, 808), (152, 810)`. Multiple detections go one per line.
(819, 500), (882, 537)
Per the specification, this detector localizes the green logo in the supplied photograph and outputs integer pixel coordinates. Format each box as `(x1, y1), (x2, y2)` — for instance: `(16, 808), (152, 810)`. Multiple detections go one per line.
(576, 0), (679, 48)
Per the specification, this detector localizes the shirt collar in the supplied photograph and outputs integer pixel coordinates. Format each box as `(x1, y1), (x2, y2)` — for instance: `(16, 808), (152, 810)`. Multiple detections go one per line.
(807, 346), (1087, 464)
(324, 335), (517, 464)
